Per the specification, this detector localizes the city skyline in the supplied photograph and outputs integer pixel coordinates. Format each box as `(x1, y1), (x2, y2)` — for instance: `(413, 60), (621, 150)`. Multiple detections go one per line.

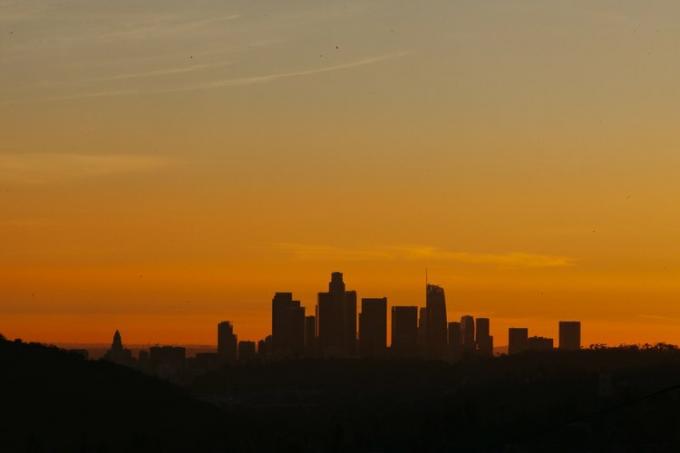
(69, 272), (584, 357)
(92, 272), (582, 376)
(4, 2), (680, 451)
(0, 266), (668, 349)
(5, 1), (680, 348)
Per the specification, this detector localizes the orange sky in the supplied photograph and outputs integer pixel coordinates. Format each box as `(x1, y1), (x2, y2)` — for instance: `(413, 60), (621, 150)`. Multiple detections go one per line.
(2, 1), (680, 347)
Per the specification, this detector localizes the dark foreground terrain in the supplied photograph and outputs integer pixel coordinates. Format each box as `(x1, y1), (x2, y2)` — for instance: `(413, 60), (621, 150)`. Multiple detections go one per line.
(4, 336), (680, 452)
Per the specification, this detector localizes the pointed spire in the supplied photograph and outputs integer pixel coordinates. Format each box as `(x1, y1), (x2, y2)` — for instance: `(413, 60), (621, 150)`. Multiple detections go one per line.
(112, 329), (123, 351)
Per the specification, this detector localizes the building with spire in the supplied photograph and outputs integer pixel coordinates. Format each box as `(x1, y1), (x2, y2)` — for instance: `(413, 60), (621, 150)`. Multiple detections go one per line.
(103, 330), (133, 366)
(425, 284), (448, 359)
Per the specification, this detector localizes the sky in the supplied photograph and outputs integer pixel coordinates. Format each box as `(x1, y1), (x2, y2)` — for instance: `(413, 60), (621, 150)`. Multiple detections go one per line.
(2, 0), (680, 347)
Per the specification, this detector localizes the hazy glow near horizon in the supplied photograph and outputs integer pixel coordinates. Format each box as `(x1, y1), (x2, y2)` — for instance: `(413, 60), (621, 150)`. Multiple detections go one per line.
(2, 0), (680, 346)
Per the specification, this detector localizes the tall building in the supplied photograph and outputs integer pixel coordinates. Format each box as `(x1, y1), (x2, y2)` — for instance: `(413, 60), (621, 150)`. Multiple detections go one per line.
(304, 315), (317, 356)
(238, 341), (257, 361)
(103, 330), (133, 366)
(317, 272), (357, 357)
(508, 327), (529, 355)
(475, 318), (493, 357)
(257, 335), (272, 359)
(272, 292), (305, 358)
(425, 284), (448, 359)
(359, 297), (387, 357)
(527, 336), (554, 351)
(217, 321), (237, 362)
(460, 315), (475, 353)
(417, 307), (428, 355)
(559, 321), (581, 351)
(448, 321), (462, 360)
(391, 306), (418, 358)
(475, 318), (490, 340)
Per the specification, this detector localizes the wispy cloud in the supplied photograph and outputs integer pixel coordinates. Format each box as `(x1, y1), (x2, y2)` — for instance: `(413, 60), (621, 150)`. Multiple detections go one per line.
(91, 61), (233, 82)
(8, 51), (410, 104)
(97, 14), (242, 41)
(277, 243), (574, 269)
(391, 246), (574, 268)
(0, 153), (170, 184)
(192, 51), (410, 90)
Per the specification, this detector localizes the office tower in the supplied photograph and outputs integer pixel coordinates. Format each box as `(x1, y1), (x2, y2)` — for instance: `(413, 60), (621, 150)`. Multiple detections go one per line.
(527, 336), (554, 351)
(304, 315), (317, 356)
(460, 315), (475, 353)
(425, 284), (448, 359)
(475, 318), (490, 341)
(317, 272), (357, 357)
(359, 297), (388, 358)
(272, 292), (305, 358)
(238, 341), (257, 361)
(475, 318), (493, 357)
(478, 336), (494, 357)
(448, 321), (462, 360)
(508, 328), (529, 355)
(257, 335), (272, 359)
(559, 321), (581, 351)
(217, 321), (237, 362)
(417, 307), (428, 355)
(391, 306), (419, 358)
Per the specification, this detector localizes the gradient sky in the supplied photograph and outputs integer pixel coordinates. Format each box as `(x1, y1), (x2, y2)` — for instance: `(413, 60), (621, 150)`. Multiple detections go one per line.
(2, 0), (680, 347)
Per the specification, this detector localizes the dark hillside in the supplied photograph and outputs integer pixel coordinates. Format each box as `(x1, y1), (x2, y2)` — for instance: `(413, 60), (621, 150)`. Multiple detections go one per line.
(0, 337), (230, 452)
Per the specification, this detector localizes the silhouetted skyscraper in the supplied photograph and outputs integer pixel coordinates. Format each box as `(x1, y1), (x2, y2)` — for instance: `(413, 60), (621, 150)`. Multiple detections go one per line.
(391, 306), (418, 358)
(475, 318), (489, 341)
(559, 321), (581, 351)
(475, 318), (493, 357)
(359, 297), (387, 357)
(417, 307), (428, 355)
(317, 272), (357, 357)
(272, 292), (305, 358)
(112, 330), (123, 351)
(103, 329), (133, 366)
(448, 321), (462, 360)
(257, 335), (272, 359)
(217, 321), (237, 362)
(304, 315), (316, 356)
(460, 315), (475, 353)
(238, 341), (257, 361)
(508, 327), (528, 355)
(425, 284), (448, 359)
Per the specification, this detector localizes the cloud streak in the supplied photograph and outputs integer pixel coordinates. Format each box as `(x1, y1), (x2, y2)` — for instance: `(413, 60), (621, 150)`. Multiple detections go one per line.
(8, 51), (410, 104)
(97, 14), (242, 41)
(277, 243), (574, 269)
(0, 153), (170, 184)
(91, 61), (233, 82)
(192, 51), (410, 90)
